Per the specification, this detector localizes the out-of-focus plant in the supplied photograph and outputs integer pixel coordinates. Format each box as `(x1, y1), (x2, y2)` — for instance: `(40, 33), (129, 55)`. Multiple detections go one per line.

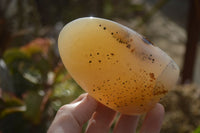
(0, 38), (84, 133)
(0, 0), (172, 132)
(193, 126), (200, 133)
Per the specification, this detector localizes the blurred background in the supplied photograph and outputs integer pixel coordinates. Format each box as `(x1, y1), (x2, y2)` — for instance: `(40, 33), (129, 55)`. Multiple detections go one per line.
(0, 0), (200, 132)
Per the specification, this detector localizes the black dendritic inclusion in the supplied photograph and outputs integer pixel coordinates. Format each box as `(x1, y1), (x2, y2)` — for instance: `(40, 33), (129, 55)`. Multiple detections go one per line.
(126, 44), (131, 48)
(141, 52), (156, 63)
(98, 24), (135, 56)
(148, 54), (155, 63)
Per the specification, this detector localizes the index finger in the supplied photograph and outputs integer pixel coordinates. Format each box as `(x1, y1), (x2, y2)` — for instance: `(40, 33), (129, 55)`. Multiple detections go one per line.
(140, 103), (165, 133)
(48, 93), (97, 133)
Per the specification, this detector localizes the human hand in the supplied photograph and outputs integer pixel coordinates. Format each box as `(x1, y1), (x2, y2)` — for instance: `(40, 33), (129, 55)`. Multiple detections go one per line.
(48, 93), (164, 133)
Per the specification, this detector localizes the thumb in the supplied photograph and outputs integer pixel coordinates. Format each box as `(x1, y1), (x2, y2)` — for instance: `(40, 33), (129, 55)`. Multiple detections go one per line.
(48, 93), (98, 133)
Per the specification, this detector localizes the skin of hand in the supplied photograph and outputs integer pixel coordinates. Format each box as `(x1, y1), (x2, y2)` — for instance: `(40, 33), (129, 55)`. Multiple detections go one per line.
(48, 93), (165, 133)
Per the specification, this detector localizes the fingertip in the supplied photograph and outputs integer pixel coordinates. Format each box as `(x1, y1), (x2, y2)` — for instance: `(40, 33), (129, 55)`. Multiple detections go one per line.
(86, 102), (116, 133)
(72, 94), (98, 125)
(113, 114), (139, 133)
(153, 103), (165, 117)
(140, 103), (165, 133)
(48, 93), (98, 133)
(71, 93), (88, 103)
(84, 94), (98, 107)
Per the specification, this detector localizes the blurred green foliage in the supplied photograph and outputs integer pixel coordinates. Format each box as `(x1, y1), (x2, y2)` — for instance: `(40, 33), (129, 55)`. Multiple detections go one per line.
(193, 126), (200, 133)
(0, 0), (174, 132)
(0, 38), (84, 133)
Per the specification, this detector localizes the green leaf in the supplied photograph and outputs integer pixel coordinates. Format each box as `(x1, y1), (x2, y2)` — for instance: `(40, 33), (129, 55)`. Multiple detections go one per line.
(50, 79), (84, 110)
(193, 126), (200, 133)
(3, 48), (29, 66)
(0, 92), (24, 118)
(0, 59), (14, 92)
(24, 90), (43, 124)
(2, 92), (23, 107)
(3, 48), (47, 96)
(0, 106), (26, 118)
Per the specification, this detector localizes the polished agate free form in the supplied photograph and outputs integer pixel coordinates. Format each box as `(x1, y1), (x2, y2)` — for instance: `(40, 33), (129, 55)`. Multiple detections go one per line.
(58, 17), (180, 115)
